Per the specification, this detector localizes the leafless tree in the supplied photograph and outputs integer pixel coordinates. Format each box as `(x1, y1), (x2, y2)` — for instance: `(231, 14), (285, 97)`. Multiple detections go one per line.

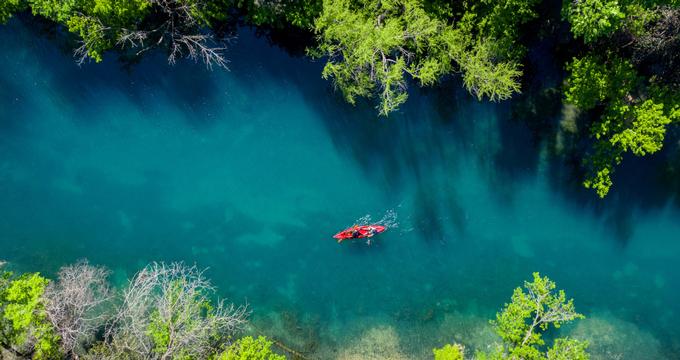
(117, 0), (229, 70)
(633, 6), (680, 84)
(99, 262), (248, 360)
(43, 261), (112, 359)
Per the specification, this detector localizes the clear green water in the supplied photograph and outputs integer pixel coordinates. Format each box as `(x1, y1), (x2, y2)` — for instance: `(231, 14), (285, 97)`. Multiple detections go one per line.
(2, 19), (680, 359)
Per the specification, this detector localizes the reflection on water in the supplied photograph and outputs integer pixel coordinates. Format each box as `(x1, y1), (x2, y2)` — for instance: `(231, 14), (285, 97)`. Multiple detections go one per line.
(1, 17), (680, 359)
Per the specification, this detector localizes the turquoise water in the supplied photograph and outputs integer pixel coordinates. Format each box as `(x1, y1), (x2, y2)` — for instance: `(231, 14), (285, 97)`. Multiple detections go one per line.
(2, 18), (680, 359)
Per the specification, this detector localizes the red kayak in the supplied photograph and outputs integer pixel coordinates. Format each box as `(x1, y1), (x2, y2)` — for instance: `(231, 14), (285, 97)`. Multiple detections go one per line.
(333, 225), (386, 243)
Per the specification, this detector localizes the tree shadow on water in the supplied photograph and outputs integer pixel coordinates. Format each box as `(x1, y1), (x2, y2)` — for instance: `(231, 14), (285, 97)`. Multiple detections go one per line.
(7, 15), (679, 251)
(6, 16), (225, 130)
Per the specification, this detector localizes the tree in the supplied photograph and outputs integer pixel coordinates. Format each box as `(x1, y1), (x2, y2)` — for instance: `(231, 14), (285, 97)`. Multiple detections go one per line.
(116, 0), (229, 70)
(433, 343), (464, 360)
(631, 6), (680, 85)
(583, 98), (676, 197)
(546, 338), (589, 360)
(217, 336), (285, 360)
(462, 0), (541, 60)
(234, 0), (322, 28)
(564, 55), (637, 110)
(459, 39), (522, 102)
(432, 274), (588, 360)
(476, 273), (588, 360)
(20, 0), (229, 68)
(312, 0), (461, 115)
(563, 0), (625, 43)
(96, 262), (248, 359)
(0, 273), (61, 360)
(564, 55), (679, 197)
(43, 261), (111, 358)
(312, 0), (532, 115)
(0, 0), (26, 24)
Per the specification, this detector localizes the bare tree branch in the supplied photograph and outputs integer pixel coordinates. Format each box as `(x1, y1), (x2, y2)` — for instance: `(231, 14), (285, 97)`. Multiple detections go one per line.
(100, 262), (248, 359)
(44, 260), (112, 359)
(115, 0), (230, 70)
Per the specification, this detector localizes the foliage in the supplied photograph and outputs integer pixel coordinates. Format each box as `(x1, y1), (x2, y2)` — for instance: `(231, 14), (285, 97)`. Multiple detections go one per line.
(98, 262), (248, 360)
(433, 343), (464, 360)
(475, 272), (588, 360)
(546, 338), (589, 360)
(236, 0), (322, 28)
(145, 280), (214, 359)
(0, 273), (61, 360)
(565, 55), (678, 197)
(462, 0), (541, 60)
(312, 0), (456, 115)
(312, 0), (535, 115)
(561, 0), (680, 197)
(460, 39), (522, 102)
(1, 262), (256, 360)
(0, 0), (26, 24)
(584, 98), (676, 196)
(564, 55), (637, 110)
(217, 336), (285, 360)
(16, 0), (228, 68)
(563, 0), (625, 43)
(25, 0), (149, 62)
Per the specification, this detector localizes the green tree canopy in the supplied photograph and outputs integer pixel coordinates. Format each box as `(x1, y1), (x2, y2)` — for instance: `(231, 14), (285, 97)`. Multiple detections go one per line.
(565, 55), (679, 197)
(563, 0), (625, 43)
(0, 0), (26, 23)
(477, 273), (589, 360)
(433, 343), (465, 360)
(218, 336), (286, 360)
(312, 0), (535, 115)
(312, 0), (463, 115)
(0, 273), (61, 360)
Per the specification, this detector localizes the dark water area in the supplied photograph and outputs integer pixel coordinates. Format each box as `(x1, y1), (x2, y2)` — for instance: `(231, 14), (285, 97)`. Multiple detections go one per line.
(1, 17), (680, 359)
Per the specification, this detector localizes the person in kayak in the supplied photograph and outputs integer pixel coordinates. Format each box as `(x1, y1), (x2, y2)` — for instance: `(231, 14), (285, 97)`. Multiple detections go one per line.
(352, 228), (361, 238)
(350, 225), (375, 238)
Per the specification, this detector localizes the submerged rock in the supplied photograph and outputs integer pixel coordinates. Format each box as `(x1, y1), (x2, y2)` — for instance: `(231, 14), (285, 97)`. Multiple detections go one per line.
(567, 313), (664, 359)
(336, 326), (408, 360)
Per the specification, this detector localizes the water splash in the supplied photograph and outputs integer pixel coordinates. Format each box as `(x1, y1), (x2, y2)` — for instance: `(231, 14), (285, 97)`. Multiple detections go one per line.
(351, 209), (399, 229)
(352, 214), (373, 226)
(377, 209), (399, 229)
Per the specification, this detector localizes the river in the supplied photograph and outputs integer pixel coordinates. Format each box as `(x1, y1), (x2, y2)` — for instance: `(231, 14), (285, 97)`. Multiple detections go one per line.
(1, 18), (680, 359)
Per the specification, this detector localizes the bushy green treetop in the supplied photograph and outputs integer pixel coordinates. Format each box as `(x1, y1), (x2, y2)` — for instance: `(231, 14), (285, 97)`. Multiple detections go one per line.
(464, 0), (541, 60)
(433, 274), (588, 360)
(235, 0), (322, 28)
(312, 0), (462, 115)
(565, 55), (678, 197)
(459, 39), (522, 102)
(476, 272), (588, 360)
(217, 336), (285, 360)
(563, 0), (625, 43)
(546, 338), (590, 360)
(564, 55), (638, 110)
(0, 0), (26, 24)
(0, 273), (61, 360)
(24, 0), (150, 62)
(433, 343), (465, 360)
(312, 0), (535, 115)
